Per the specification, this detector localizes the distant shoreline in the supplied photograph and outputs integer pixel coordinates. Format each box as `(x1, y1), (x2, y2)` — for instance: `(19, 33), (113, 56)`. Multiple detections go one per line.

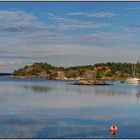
(0, 73), (11, 76)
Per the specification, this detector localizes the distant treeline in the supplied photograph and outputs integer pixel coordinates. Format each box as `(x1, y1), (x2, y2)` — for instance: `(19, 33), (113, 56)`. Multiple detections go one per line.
(0, 73), (11, 76)
(12, 61), (140, 80)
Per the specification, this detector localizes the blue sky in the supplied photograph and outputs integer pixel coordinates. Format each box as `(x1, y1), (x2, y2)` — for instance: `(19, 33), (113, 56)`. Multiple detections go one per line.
(0, 2), (140, 72)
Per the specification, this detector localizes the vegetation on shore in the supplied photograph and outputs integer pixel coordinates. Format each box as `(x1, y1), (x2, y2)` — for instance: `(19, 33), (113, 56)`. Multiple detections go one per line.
(12, 61), (140, 80)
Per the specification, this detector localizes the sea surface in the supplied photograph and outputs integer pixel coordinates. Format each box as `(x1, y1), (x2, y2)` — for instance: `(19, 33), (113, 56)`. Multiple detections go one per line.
(0, 77), (140, 138)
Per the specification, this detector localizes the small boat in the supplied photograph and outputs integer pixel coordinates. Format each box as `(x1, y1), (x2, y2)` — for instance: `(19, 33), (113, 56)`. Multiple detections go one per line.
(126, 78), (140, 84)
(126, 64), (140, 84)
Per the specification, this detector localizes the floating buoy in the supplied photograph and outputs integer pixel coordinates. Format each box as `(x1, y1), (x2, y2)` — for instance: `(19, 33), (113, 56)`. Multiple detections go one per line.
(110, 125), (118, 134)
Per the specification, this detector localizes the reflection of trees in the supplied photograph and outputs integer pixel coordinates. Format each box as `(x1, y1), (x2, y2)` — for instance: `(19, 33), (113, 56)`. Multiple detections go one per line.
(128, 87), (140, 100)
(21, 85), (52, 93)
(94, 86), (140, 99)
(136, 92), (140, 99)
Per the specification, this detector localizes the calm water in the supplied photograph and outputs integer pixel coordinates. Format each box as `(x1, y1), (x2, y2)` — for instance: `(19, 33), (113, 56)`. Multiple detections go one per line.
(0, 77), (140, 138)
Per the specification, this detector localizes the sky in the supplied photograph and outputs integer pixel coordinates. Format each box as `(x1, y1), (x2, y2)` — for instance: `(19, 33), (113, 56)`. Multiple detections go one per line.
(0, 2), (140, 72)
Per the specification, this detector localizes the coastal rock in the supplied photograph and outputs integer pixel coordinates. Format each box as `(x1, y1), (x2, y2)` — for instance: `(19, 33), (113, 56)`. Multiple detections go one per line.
(74, 80), (113, 85)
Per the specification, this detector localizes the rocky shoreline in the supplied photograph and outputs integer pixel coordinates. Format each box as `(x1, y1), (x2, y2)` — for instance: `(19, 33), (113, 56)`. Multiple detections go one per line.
(10, 75), (126, 81)
(74, 80), (114, 85)
(10, 75), (115, 85)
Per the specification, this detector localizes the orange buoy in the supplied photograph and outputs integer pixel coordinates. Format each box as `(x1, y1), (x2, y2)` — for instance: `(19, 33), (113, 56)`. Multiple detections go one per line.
(110, 125), (118, 134)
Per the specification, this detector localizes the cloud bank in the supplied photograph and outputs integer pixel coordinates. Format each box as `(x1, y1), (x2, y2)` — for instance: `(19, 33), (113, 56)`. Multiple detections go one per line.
(0, 6), (139, 72)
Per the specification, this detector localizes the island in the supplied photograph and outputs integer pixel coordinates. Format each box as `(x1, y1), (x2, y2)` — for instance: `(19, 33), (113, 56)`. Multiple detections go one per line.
(11, 61), (140, 84)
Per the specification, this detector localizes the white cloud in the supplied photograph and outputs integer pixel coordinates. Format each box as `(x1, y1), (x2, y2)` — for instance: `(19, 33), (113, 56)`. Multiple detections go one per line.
(66, 12), (85, 16)
(0, 11), (36, 22)
(47, 13), (111, 30)
(128, 7), (140, 10)
(87, 12), (119, 18)
(125, 24), (140, 30)
(76, 32), (133, 43)
(0, 10), (46, 32)
(49, 22), (111, 30)
(67, 11), (119, 18)
(0, 59), (24, 65)
(0, 11), (112, 32)
(47, 13), (79, 23)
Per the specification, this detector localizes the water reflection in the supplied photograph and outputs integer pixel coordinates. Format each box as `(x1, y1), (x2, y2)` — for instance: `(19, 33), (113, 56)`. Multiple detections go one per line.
(0, 78), (140, 138)
(136, 93), (140, 98)
(0, 114), (45, 138)
(17, 84), (53, 93)
(14, 80), (140, 98)
(13, 80), (140, 108)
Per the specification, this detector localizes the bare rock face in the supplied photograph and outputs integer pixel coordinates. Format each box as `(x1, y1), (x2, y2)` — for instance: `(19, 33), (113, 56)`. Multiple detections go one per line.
(56, 71), (65, 80)
(39, 71), (50, 79)
(83, 70), (95, 80)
